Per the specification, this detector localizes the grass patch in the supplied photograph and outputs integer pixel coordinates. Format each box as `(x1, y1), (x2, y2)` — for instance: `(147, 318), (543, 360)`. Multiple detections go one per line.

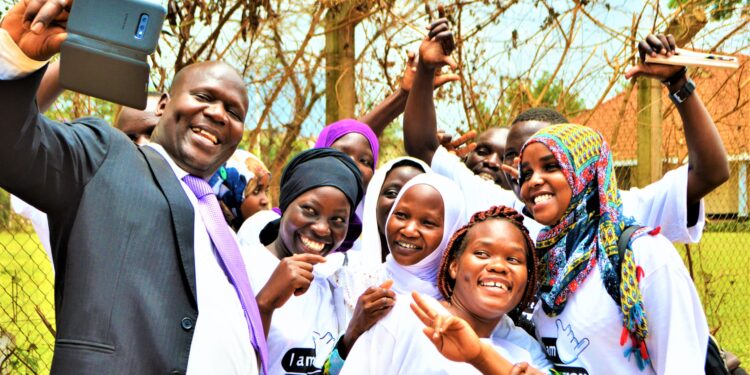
(0, 231), (55, 374)
(676, 232), (750, 366)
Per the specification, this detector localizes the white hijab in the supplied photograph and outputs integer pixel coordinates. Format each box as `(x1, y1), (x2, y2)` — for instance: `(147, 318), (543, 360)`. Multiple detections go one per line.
(358, 157), (431, 267)
(384, 173), (466, 299)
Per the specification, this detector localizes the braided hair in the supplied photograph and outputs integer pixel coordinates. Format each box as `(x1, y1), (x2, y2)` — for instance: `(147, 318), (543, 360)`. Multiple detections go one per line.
(437, 205), (538, 315)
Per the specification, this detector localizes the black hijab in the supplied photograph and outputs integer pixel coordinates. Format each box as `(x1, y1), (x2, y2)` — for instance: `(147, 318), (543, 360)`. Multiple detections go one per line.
(260, 148), (364, 249)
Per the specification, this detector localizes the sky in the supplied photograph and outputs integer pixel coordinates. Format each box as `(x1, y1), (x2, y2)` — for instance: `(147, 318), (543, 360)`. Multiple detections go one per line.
(1, 0), (745, 139)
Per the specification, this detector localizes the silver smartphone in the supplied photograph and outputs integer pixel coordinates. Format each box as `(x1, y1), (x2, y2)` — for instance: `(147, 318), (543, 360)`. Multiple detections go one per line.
(60, 0), (166, 109)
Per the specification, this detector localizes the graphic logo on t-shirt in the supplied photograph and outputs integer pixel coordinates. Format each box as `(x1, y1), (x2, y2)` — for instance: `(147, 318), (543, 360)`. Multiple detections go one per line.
(281, 330), (336, 374)
(540, 319), (590, 375)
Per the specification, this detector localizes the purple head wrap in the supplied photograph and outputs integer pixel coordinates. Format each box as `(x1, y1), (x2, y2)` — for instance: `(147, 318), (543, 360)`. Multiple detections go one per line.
(313, 119), (377, 253)
(314, 119), (379, 167)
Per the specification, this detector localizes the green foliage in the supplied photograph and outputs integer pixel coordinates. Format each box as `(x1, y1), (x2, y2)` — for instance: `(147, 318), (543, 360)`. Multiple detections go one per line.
(501, 71), (586, 123)
(243, 126), (315, 170)
(675, 231), (750, 363)
(668, 0), (750, 21)
(377, 120), (406, 166)
(0, 231), (55, 374)
(473, 100), (507, 133)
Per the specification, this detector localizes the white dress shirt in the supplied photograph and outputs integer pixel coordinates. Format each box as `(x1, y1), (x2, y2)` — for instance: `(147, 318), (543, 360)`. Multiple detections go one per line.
(147, 144), (259, 375)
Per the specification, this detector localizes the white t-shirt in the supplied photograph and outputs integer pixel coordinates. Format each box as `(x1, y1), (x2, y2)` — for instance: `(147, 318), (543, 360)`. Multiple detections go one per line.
(532, 234), (708, 374)
(237, 209), (280, 249)
(329, 260), (386, 333)
(430, 146), (705, 243)
(245, 243), (341, 375)
(329, 255), (444, 333)
(341, 296), (552, 374)
(620, 165), (704, 244)
(430, 146), (518, 222)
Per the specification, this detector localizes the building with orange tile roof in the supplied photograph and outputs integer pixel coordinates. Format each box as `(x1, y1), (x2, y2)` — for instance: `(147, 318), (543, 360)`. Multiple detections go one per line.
(573, 59), (750, 217)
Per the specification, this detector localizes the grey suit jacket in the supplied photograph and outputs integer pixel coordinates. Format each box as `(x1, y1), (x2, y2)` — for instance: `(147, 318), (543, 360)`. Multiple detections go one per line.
(0, 69), (199, 374)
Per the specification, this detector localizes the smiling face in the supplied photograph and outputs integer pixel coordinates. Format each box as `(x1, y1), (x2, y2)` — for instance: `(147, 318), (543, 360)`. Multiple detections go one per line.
(503, 120), (551, 198)
(150, 62), (249, 179)
(278, 186), (351, 257)
(376, 165), (424, 235)
(240, 173), (271, 219)
(464, 128), (510, 189)
(448, 219), (529, 319)
(519, 142), (572, 226)
(386, 184), (445, 266)
(330, 133), (374, 187)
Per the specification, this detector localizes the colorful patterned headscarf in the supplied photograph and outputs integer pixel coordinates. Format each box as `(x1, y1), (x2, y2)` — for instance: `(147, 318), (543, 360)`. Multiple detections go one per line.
(520, 124), (652, 369)
(209, 150), (271, 230)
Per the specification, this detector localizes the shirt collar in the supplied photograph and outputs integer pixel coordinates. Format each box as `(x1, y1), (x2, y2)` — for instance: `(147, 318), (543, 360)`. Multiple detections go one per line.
(144, 143), (189, 180)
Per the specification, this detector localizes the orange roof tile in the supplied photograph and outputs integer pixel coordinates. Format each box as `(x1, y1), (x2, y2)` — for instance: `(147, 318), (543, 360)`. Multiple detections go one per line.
(573, 57), (750, 163)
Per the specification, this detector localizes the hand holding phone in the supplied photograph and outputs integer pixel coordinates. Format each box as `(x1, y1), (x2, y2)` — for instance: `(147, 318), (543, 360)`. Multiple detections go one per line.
(0, 0), (71, 61)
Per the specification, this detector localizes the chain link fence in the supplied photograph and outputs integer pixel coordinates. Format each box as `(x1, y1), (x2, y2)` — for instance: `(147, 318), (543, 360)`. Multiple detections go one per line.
(0, 190), (55, 374)
(614, 163), (750, 365)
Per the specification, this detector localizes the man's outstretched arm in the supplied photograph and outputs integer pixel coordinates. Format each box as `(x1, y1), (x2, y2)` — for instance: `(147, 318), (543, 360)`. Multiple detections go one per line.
(36, 59), (64, 112)
(0, 0), (107, 214)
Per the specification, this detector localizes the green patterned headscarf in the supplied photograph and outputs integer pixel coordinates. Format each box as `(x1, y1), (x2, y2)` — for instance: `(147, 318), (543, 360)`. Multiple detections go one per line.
(520, 124), (652, 369)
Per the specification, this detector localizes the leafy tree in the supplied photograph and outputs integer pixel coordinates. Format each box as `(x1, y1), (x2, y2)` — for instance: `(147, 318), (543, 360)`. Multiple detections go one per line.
(501, 71), (586, 123)
(668, 0), (749, 21)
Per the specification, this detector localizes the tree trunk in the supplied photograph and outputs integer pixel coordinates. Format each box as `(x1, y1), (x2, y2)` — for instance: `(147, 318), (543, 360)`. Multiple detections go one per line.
(636, 77), (663, 187)
(324, 2), (359, 125)
(636, 3), (706, 186)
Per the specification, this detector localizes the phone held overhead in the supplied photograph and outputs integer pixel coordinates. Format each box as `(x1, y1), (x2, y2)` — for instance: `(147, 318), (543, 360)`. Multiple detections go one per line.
(60, 0), (166, 109)
(645, 48), (740, 70)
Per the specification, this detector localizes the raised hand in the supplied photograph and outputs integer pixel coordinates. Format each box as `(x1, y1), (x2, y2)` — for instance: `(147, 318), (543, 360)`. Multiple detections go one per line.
(340, 279), (396, 357)
(410, 291), (482, 363)
(624, 34), (684, 81)
(418, 15), (457, 71)
(401, 51), (460, 93)
(1, 0), (72, 61)
(440, 130), (477, 158)
(501, 156), (520, 182)
(256, 253), (326, 313)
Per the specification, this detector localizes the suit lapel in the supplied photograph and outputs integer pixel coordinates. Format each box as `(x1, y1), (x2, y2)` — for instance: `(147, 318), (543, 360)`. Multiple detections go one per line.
(140, 146), (198, 306)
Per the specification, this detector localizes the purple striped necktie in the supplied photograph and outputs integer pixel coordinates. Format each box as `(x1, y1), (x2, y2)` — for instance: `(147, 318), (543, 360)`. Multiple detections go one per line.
(182, 175), (268, 375)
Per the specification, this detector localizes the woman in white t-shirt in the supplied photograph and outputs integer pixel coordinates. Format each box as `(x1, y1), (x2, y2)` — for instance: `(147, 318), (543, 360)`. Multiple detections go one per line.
(356, 157), (430, 266)
(329, 157), (430, 327)
(518, 125), (708, 374)
(246, 148), (364, 375)
(323, 173), (466, 374)
(339, 205), (552, 374)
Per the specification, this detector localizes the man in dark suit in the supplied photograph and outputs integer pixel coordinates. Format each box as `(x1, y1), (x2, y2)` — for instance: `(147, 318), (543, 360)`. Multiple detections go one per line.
(0, 1), (266, 373)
